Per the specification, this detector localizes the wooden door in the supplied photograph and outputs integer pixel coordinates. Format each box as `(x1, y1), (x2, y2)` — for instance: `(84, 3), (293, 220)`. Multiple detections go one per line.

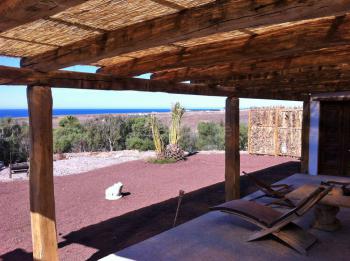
(319, 101), (350, 176)
(342, 105), (350, 176)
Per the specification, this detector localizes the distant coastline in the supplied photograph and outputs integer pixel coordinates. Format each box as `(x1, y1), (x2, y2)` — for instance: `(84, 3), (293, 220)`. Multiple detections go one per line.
(0, 108), (224, 118)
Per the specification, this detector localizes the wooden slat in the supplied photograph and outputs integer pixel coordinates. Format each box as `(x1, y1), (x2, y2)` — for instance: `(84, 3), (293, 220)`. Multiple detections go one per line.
(0, 0), (88, 32)
(191, 72), (350, 99)
(21, 0), (350, 71)
(301, 99), (310, 173)
(150, 0), (185, 10)
(211, 65), (350, 84)
(151, 46), (350, 81)
(27, 86), (58, 261)
(98, 16), (350, 76)
(189, 65), (350, 100)
(225, 97), (240, 201)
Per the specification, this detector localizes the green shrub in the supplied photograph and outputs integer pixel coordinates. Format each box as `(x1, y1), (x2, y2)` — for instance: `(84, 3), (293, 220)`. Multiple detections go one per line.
(84, 119), (106, 151)
(179, 126), (197, 152)
(58, 115), (80, 128)
(84, 116), (126, 151)
(125, 136), (154, 151)
(0, 118), (29, 164)
(53, 116), (87, 153)
(125, 117), (168, 151)
(240, 124), (248, 151)
(196, 122), (225, 150)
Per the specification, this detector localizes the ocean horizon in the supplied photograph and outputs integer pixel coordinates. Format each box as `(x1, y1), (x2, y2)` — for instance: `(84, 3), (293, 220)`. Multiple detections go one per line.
(0, 108), (224, 118)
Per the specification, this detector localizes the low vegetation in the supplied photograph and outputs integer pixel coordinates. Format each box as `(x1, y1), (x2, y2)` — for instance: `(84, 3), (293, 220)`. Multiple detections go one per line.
(196, 122), (225, 150)
(0, 113), (248, 165)
(0, 118), (29, 165)
(54, 116), (169, 153)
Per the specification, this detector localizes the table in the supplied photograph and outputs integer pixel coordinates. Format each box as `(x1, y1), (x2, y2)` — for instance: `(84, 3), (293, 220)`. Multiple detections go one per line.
(286, 183), (350, 231)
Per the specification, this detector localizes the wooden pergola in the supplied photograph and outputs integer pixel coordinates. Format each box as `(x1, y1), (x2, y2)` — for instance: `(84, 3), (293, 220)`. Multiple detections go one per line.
(2, 1), (350, 260)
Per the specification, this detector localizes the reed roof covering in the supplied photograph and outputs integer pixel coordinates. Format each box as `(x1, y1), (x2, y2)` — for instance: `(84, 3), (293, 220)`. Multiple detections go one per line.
(2, 0), (350, 100)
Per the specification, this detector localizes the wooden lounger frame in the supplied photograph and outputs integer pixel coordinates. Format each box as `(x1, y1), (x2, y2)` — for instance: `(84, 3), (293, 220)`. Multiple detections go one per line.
(242, 171), (295, 207)
(211, 186), (332, 254)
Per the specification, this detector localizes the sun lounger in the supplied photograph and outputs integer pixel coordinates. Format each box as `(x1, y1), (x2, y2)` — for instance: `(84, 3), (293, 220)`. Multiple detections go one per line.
(242, 171), (295, 207)
(210, 185), (332, 254)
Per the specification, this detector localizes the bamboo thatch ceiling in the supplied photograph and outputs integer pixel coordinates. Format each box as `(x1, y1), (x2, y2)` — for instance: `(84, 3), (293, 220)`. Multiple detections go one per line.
(2, 0), (350, 100)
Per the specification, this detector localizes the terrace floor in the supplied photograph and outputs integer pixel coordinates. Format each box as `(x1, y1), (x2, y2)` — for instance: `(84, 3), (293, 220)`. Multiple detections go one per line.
(0, 153), (299, 260)
(103, 174), (350, 261)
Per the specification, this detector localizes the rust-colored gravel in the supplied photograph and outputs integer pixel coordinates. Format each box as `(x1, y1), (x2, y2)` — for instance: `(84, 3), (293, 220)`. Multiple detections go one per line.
(0, 153), (299, 261)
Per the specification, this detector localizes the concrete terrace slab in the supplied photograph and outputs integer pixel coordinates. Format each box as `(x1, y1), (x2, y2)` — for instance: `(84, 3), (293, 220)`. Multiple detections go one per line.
(101, 174), (350, 261)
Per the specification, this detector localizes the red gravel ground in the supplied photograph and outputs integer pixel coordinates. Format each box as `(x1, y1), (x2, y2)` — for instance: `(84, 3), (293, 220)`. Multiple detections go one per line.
(0, 153), (299, 261)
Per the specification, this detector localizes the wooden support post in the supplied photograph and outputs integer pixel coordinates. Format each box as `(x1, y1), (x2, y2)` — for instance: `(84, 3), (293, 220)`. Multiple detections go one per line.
(301, 99), (310, 173)
(225, 97), (240, 201)
(27, 86), (58, 261)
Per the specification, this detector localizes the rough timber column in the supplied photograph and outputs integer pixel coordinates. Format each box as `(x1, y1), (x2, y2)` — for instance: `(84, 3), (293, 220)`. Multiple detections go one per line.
(225, 97), (240, 201)
(27, 86), (58, 261)
(301, 99), (310, 173)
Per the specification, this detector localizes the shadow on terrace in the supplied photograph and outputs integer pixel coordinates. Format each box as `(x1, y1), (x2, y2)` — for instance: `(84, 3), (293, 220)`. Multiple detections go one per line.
(0, 161), (300, 261)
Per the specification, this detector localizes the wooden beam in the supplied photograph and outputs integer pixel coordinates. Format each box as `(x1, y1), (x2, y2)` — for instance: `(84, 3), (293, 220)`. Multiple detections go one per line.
(204, 79), (350, 98)
(0, 1), (88, 32)
(21, 0), (350, 71)
(0, 65), (235, 97)
(27, 86), (58, 261)
(301, 99), (310, 173)
(151, 45), (350, 81)
(225, 97), (240, 201)
(0, 65), (328, 100)
(98, 15), (350, 76)
(203, 65), (350, 85)
(8, 65), (350, 100)
(189, 70), (350, 99)
(311, 91), (350, 101)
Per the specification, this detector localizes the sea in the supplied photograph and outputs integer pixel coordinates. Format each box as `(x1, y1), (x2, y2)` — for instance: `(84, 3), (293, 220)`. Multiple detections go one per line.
(0, 108), (223, 118)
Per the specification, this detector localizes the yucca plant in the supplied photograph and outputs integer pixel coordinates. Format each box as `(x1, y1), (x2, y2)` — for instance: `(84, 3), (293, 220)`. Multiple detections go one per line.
(165, 102), (185, 161)
(149, 115), (164, 157)
(169, 102), (185, 145)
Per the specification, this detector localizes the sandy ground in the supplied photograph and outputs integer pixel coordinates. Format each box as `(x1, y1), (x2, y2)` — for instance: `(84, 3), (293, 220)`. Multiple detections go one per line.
(0, 153), (299, 261)
(0, 150), (228, 182)
(0, 150), (156, 182)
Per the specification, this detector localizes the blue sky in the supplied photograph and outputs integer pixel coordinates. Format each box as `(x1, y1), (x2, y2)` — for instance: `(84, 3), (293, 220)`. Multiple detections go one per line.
(0, 56), (301, 109)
